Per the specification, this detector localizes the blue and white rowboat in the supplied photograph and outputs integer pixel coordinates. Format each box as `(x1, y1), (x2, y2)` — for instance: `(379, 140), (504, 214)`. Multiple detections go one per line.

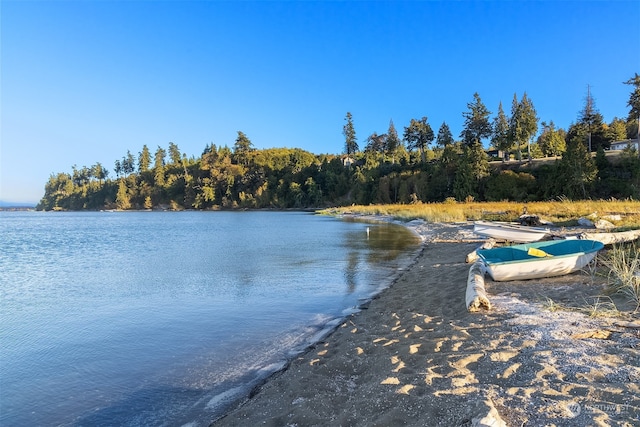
(477, 239), (604, 281)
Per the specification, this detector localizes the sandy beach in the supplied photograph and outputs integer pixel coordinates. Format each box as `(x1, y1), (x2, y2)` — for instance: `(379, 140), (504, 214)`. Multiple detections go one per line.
(213, 221), (639, 426)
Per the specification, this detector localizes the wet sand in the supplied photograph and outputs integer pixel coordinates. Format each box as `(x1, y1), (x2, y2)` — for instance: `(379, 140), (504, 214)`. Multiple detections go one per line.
(214, 221), (640, 426)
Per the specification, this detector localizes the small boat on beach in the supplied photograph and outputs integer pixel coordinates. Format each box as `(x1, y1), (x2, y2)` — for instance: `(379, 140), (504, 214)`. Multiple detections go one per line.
(477, 239), (604, 281)
(473, 220), (550, 243)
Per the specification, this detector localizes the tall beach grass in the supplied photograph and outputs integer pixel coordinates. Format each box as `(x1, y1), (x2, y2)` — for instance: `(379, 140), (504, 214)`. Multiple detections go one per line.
(601, 243), (640, 313)
(320, 200), (640, 229)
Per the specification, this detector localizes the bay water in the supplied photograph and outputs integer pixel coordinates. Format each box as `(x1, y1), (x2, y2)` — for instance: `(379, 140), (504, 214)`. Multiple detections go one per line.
(0, 211), (420, 426)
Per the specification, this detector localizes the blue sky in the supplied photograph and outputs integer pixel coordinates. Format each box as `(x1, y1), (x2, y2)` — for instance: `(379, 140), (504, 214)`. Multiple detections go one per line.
(1, 1), (638, 204)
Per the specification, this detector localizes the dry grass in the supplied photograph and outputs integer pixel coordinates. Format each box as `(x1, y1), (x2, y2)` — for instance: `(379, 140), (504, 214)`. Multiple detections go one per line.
(540, 296), (568, 313)
(579, 296), (622, 318)
(320, 200), (640, 229)
(601, 243), (640, 313)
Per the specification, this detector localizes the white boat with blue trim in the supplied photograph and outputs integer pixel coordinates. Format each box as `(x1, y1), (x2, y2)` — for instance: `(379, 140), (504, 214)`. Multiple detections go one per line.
(476, 239), (604, 281)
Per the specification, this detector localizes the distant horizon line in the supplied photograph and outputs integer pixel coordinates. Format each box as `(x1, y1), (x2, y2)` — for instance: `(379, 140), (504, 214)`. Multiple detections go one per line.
(0, 200), (38, 207)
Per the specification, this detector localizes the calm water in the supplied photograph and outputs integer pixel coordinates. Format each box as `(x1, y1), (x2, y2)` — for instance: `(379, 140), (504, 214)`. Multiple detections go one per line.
(0, 211), (420, 426)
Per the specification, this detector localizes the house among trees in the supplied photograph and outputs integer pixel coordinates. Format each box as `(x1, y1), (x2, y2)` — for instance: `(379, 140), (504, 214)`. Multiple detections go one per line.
(486, 149), (507, 161)
(341, 155), (355, 167)
(610, 138), (639, 151)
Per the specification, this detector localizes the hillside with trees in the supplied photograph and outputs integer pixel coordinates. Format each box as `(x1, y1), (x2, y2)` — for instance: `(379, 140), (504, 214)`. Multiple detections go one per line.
(37, 75), (640, 211)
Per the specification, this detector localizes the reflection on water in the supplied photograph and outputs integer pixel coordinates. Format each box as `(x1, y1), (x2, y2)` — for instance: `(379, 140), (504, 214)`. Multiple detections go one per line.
(341, 218), (421, 295)
(342, 217), (422, 262)
(345, 251), (359, 293)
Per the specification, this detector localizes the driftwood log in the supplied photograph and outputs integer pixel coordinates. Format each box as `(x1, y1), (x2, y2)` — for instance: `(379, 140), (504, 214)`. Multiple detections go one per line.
(580, 229), (640, 245)
(466, 261), (491, 312)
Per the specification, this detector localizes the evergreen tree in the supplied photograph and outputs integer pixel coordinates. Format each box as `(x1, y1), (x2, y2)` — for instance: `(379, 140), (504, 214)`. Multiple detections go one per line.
(605, 117), (628, 142)
(508, 94), (523, 160)
(519, 93), (538, 159)
(537, 121), (566, 157)
(459, 94), (490, 182)
(623, 73), (640, 146)
(452, 147), (475, 201)
(154, 146), (166, 187)
(233, 131), (254, 166)
(403, 116), (434, 163)
(233, 131), (253, 153)
(385, 119), (401, 164)
(343, 112), (358, 156)
(436, 122), (454, 147)
(138, 145), (151, 172)
(92, 162), (107, 184)
(558, 135), (598, 199)
(121, 151), (136, 176)
(168, 142), (182, 165)
(201, 143), (219, 170)
(468, 140), (489, 181)
(460, 92), (492, 147)
(491, 102), (510, 160)
(509, 93), (538, 161)
(116, 180), (131, 210)
(365, 132), (386, 153)
(114, 159), (122, 178)
(577, 85), (607, 151)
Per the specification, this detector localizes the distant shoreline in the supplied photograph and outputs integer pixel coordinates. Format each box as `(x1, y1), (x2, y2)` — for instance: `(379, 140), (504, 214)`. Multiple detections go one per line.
(0, 206), (36, 211)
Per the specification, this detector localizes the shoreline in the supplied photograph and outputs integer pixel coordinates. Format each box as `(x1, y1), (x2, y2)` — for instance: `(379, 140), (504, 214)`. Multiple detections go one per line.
(213, 220), (640, 426)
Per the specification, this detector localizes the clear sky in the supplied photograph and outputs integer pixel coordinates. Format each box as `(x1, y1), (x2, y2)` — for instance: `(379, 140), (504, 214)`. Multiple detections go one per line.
(1, 0), (639, 204)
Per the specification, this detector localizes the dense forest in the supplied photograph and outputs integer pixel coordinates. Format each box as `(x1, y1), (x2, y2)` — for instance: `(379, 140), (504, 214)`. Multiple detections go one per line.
(37, 75), (640, 211)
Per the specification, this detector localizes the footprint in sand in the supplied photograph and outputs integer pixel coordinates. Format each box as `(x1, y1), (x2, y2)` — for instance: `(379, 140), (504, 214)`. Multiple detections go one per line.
(499, 363), (521, 379)
(390, 356), (406, 372)
(489, 351), (519, 362)
(434, 339), (447, 352)
(536, 364), (566, 382)
(423, 365), (445, 385)
(396, 384), (415, 394)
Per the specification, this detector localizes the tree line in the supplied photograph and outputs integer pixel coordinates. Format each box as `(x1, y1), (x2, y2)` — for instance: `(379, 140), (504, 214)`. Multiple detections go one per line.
(37, 74), (640, 211)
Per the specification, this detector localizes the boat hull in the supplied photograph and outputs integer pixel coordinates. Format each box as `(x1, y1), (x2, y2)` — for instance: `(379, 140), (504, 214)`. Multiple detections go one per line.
(473, 221), (550, 243)
(477, 239), (604, 281)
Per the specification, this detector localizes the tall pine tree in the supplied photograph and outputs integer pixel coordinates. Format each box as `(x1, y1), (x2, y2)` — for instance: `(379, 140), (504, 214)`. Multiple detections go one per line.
(459, 93), (491, 181)
(385, 119), (401, 164)
(436, 122), (454, 147)
(623, 73), (640, 154)
(343, 112), (358, 156)
(491, 102), (510, 161)
(460, 92), (492, 147)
